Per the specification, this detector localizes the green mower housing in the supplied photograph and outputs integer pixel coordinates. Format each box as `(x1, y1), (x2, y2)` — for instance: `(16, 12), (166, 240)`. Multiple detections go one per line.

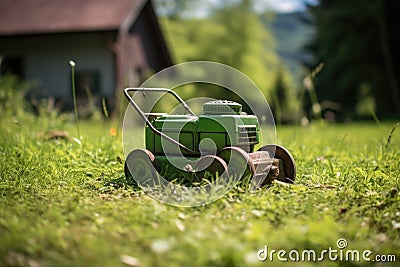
(146, 100), (259, 155)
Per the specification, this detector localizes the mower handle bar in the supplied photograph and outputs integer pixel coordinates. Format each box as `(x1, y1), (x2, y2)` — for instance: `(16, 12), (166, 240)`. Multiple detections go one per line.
(124, 87), (197, 155)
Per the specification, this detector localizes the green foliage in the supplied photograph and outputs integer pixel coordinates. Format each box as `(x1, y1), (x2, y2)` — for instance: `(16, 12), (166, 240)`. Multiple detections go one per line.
(157, 0), (305, 122)
(269, 64), (300, 123)
(160, 0), (279, 98)
(153, 0), (196, 19)
(0, 75), (29, 116)
(309, 0), (400, 118)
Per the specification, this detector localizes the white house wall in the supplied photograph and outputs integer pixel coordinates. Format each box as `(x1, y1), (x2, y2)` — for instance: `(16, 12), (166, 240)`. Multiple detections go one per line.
(1, 32), (115, 98)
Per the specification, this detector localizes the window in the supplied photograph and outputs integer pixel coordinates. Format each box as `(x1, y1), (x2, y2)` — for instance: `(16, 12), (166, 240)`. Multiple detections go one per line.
(0, 56), (24, 78)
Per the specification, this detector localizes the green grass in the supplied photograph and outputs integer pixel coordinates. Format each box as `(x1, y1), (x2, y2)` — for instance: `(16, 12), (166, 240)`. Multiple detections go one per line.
(1, 110), (399, 266)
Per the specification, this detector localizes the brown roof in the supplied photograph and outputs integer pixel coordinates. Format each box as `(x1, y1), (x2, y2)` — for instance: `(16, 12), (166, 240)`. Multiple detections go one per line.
(0, 0), (147, 36)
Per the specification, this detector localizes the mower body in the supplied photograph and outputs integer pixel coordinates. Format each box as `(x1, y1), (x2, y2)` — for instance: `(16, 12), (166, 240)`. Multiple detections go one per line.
(146, 100), (259, 156)
(124, 88), (296, 188)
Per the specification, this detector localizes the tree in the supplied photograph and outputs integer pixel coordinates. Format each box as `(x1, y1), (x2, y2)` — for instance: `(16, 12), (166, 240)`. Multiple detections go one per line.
(153, 0), (192, 19)
(309, 0), (400, 118)
(158, 0), (280, 107)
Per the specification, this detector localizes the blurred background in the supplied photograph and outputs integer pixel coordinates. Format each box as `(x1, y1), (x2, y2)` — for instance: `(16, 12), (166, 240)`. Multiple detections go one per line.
(1, 0), (399, 123)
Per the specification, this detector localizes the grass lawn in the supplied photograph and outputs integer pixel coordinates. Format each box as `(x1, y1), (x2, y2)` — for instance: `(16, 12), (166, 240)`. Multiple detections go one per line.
(1, 110), (399, 266)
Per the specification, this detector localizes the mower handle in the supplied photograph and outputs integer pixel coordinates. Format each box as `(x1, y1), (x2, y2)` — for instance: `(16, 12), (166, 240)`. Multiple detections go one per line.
(124, 88), (195, 116)
(124, 87), (197, 155)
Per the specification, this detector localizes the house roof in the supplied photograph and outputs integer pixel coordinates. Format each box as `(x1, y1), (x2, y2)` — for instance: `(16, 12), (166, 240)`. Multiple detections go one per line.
(0, 0), (147, 36)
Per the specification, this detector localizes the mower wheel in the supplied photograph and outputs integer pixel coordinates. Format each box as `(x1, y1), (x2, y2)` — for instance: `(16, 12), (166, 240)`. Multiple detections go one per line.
(257, 145), (296, 183)
(124, 149), (156, 186)
(195, 155), (228, 181)
(217, 147), (255, 180)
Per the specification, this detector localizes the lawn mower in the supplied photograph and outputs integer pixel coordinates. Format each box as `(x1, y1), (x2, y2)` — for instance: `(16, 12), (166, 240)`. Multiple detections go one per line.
(124, 87), (296, 189)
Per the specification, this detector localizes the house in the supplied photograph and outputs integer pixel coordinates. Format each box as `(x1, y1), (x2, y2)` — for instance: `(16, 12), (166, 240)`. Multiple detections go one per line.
(0, 0), (172, 110)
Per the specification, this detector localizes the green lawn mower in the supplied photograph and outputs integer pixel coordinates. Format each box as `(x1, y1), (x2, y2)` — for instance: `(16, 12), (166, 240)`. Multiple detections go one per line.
(124, 88), (296, 189)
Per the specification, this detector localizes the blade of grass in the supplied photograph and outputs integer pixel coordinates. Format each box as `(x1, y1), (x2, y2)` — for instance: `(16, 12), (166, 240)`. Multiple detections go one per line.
(69, 60), (80, 139)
